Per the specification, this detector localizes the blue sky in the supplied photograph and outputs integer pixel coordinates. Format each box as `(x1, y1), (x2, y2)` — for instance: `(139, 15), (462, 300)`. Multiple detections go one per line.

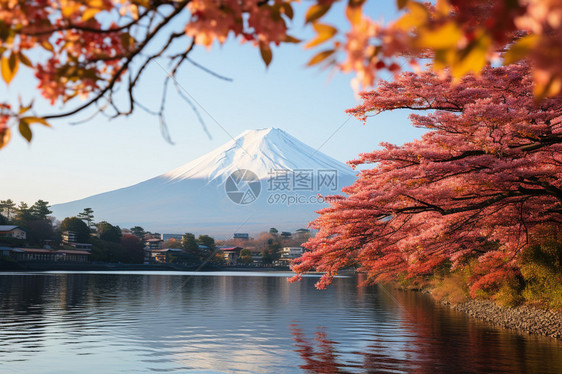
(0, 2), (425, 207)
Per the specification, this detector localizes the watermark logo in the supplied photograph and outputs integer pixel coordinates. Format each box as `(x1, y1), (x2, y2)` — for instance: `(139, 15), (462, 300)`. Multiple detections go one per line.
(225, 169), (261, 205)
(266, 168), (340, 206)
(267, 169), (338, 192)
(267, 193), (340, 206)
(225, 168), (339, 206)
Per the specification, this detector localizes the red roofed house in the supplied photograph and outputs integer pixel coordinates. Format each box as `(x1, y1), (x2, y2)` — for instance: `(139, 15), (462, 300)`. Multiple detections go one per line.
(10, 248), (90, 263)
(220, 246), (243, 265)
(151, 248), (183, 263)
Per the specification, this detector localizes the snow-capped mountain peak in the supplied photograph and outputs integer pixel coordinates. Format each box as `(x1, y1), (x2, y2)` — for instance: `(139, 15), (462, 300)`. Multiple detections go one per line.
(51, 128), (357, 235)
(164, 128), (354, 182)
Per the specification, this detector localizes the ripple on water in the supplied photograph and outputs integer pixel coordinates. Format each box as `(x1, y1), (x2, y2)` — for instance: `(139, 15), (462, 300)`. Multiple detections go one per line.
(0, 272), (561, 373)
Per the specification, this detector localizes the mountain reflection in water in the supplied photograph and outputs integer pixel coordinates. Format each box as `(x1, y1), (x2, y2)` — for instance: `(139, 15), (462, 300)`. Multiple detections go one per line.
(0, 271), (560, 373)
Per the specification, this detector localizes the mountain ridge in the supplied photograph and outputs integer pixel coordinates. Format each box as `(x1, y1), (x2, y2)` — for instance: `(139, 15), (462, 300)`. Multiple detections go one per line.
(51, 128), (356, 236)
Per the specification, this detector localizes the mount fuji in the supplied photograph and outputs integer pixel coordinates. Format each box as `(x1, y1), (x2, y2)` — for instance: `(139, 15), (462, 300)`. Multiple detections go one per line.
(51, 128), (357, 236)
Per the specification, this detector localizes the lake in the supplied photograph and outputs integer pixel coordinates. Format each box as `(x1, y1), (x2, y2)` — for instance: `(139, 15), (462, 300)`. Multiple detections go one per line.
(0, 271), (561, 373)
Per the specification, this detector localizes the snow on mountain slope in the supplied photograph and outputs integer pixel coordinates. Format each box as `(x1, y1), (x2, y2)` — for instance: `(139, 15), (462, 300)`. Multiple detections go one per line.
(164, 128), (356, 183)
(51, 128), (357, 236)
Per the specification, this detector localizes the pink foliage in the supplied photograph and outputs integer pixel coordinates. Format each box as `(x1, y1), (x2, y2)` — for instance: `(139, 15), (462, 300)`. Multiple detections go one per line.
(292, 62), (562, 290)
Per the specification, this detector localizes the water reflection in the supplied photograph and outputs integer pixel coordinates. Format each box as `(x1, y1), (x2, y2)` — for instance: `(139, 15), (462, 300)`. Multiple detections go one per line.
(291, 284), (562, 374)
(0, 272), (560, 373)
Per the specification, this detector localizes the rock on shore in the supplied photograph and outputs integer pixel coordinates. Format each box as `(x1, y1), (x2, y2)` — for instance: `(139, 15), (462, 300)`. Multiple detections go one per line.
(445, 299), (562, 340)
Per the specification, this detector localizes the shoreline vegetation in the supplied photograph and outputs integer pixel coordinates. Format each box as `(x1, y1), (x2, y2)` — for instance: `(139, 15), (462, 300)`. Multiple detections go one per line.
(384, 228), (562, 342)
(379, 268), (562, 342)
(391, 282), (562, 341)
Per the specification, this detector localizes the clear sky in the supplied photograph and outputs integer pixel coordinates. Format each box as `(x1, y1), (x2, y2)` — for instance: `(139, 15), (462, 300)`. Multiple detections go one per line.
(0, 2), (426, 207)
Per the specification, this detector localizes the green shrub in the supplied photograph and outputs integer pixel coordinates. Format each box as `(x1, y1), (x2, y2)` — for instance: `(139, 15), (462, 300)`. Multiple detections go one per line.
(519, 230), (562, 309)
(494, 277), (524, 307)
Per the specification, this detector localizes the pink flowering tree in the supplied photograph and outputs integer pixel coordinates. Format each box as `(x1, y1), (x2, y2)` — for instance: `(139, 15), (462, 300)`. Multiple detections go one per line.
(1, 1), (562, 148)
(291, 62), (562, 293)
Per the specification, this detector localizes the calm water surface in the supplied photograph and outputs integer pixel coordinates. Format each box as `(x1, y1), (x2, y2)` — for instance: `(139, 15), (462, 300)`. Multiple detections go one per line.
(0, 271), (561, 373)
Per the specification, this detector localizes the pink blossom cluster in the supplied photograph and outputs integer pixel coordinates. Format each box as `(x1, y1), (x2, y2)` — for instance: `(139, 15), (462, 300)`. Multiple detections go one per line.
(185, 0), (289, 48)
(291, 63), (562, 291)
(0, 1), (126, 105)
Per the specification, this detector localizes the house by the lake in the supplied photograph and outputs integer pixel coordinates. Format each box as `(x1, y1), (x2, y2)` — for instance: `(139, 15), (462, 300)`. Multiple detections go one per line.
(61, 230), (93, 250)
(151, 248), (183, 263)
(0, 225), (27, 240)
(8, 248), (90, 263)
(220, 246), (243, 265)
(278, 246), (307, 265)
(145, 238), (163, 250)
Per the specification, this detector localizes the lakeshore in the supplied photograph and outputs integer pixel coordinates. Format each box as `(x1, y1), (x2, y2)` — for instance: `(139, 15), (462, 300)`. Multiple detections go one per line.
(2, 271), (561, 373)
(442, 298), (562, 340)
(0, 260), (292, 272)
(3, 259), (561, 342)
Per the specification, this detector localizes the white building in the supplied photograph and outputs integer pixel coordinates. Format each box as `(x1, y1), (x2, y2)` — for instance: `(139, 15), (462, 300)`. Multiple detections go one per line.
(281, 247), (306, 260)
(0, 225), (27, 240)
(62, 230), (78, 243)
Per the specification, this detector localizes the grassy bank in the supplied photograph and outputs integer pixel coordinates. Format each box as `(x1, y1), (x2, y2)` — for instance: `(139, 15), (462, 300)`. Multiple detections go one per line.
(389, 228), (562, 340)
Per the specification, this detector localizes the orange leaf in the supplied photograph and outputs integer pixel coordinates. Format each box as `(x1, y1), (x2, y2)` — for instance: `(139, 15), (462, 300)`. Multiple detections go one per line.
(305, 23), (337, 49)
(259, 43), (272, 67)
(0, 127), (10, 149)
(134, 0), (150, 7)
(416, 22), (462, 49)
(307, 49), (336, 66)
(533, 73), (562, 99)
(345, 5), (362, 25)
(503, 34), (538, 66)
(449, 32), (491, 78)
(21, 116), (51, 127)
(348, 0), (366, 8)
(305, 4), (331, 24)
(18, 52), (32, 67)
(120, 33), (135, 50)
(397, 0), (409, 9)
(280, 3), (294, 20)
(42, 41), (54, 52)
(18, 120), (32, 143)
(82, 8), (100, 21)
(18, 100), (33, 114)
(86, 0), (104, 7)
(284, 35), (302, 44)
(1, 52), (19, 84)
(62, 2), (81, 17)
(394, 2), (429, 30)
(436, 0), (452, 15)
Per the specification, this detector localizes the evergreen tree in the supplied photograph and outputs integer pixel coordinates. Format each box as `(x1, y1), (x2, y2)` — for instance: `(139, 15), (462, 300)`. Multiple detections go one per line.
(130, 226), (146, 239)
(60, 217), (90, 243)
(198, 235), (215, 249)
(14, 202), (34, 227)
(77, 208), (95, 230)
(182, 233), (199, 254)
(31, 200), (52, 220)
(0, 199), (16, 222)
(97, 221), (122, 243)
